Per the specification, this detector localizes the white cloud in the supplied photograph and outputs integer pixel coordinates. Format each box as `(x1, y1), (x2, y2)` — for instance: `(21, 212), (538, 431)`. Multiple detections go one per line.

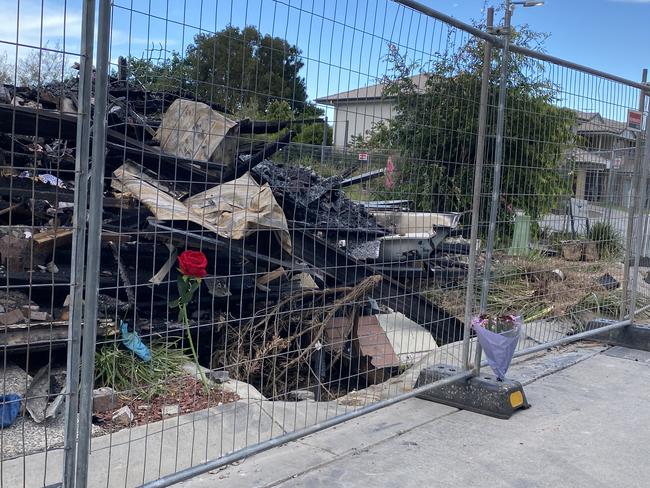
(0, 1), (82, 51)
(0, 0), (84, 82)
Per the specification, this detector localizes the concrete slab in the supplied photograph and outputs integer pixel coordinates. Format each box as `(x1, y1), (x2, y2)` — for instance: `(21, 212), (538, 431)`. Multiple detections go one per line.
(2, 344), (638, 487)
(603, 346), (650, 364)
(273, 353), (650, 488)
(260, 400), (337, 434)
(177, 442), (335, 488)
(297, 399), (457, 456)
(377, 312), (438, 365)
(507, 344), (606, 385)
(1, 400), (279, 487)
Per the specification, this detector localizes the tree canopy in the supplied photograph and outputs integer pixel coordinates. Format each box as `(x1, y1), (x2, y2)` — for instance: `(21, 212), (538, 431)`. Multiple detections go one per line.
(0, 44), (71, 87)
(128, 25), (309, 114)
(355, 25), (576, 237)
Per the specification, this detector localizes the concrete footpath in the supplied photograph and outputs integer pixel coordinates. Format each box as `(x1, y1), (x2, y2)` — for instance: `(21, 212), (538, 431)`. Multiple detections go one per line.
(182, 346), (650, 488)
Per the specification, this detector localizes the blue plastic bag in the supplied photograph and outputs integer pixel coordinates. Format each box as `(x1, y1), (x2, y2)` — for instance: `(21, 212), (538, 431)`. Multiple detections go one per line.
(0, 394), (22, 427)
(120, 321), (152, 362)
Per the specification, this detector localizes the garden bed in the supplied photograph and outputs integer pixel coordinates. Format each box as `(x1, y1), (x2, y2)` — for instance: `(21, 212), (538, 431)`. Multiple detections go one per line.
(95, 376), (239, 432)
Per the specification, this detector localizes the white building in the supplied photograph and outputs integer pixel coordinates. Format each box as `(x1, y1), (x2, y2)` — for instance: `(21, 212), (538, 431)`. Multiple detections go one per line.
(315, 74), (429, 148)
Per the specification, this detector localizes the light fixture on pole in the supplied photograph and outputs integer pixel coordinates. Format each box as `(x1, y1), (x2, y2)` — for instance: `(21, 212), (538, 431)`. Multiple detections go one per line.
(512, 1), (545, 8)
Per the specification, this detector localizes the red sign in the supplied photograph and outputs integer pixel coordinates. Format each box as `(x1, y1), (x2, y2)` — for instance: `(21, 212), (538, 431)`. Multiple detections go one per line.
(358, 152), (369, 161)
(628, 109), (642, 131)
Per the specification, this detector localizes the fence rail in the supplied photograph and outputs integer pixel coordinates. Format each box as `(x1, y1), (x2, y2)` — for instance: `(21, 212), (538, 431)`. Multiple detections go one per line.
(0, 0), (648, 486)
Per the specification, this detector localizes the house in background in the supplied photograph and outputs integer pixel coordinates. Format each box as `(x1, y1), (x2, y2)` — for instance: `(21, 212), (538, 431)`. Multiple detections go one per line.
(315, 74), (429, 148)
(571, 111), (637, 204)
(317, 77), (640, 206)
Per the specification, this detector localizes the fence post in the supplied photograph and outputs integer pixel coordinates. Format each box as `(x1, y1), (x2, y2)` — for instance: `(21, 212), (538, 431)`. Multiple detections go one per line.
(461, 7), (494, 370)
(473, 4), (512, 373)
(321, 116), (328, 164)
(74, 0), (112, 485)
(605, 147), (616, 223)
(62, 0), (97, 485)
(629, 87), (650, 319)
(621, 69), (648, 320)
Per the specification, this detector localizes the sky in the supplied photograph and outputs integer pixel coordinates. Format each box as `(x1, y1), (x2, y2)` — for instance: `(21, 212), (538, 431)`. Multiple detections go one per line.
(2, 0), (649, 116)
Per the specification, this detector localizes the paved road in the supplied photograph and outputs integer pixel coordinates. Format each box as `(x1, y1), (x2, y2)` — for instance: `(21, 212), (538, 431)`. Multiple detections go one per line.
(185, 346), (650, 488)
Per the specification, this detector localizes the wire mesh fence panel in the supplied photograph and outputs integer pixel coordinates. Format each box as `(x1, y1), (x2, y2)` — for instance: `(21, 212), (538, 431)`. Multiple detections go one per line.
(0, 0), (90, 486)
(0, 0), (649, 486)
(72, 0), (479, 485)
(467, 57), (649, 363)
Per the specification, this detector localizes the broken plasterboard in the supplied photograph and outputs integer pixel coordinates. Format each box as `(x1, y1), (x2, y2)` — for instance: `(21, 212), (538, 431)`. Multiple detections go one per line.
(112, 165), (292, 253)
(377, 312), (438, 365)
(354, 315), (400, 369)
(154, 98), (239, 165)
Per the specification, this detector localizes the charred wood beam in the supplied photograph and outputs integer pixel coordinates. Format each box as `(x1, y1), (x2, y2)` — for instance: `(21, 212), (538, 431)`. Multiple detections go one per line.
(337, 168), (386, 189)
(231, 131), (295, 180)
(106, 87), (231, 115)
(289, 228), (464, 345)
(0, 176), (125, 207)
(237, 118), (324, 134)
(245, 131), (294, 168)
(146, 219), (307, 274)
(0, 105), (77, 139)
(0, 105), (234, 189)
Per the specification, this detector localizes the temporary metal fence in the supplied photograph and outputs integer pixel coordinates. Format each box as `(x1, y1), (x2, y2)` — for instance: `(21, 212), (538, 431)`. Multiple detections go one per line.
(0, 0), (648, 486)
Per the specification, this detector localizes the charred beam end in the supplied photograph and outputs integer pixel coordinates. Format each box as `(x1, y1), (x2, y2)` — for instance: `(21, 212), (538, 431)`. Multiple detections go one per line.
(239, 131), (295, 176)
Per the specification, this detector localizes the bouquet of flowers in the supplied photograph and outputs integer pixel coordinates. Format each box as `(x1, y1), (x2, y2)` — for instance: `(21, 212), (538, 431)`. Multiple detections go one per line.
(472, 314), (522, 381)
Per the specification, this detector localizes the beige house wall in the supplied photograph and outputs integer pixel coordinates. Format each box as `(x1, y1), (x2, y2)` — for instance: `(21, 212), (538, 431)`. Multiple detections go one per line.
(332, 100), (396, 147)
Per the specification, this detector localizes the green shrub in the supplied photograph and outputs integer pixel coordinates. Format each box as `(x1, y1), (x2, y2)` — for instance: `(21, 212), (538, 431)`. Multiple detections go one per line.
(294, 122), (332, 145)
(587, 222), (622, 258)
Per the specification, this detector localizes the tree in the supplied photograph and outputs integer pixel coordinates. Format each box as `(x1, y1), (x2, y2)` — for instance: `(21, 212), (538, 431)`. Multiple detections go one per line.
(0, 44), (71, 87)
(361, 25), (576, 238)
(293, 122), (332, 145)
(265, 99), (293, 121)
(125, 50), (187, 94)
(0, 52), (13, 84)
(18, 44), (69, 87)
(129, 26), (309, 113)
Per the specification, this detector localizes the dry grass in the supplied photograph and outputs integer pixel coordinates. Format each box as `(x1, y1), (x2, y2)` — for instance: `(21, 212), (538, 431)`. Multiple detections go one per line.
(211, 275), (382, 399)
(428, 254), (647, 328)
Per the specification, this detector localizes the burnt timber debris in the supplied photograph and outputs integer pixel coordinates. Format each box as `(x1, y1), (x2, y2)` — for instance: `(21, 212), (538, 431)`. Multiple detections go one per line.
(0, 73), (469, 398)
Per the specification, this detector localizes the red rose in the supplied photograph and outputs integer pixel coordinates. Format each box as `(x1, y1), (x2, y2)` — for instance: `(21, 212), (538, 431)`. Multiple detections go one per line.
(178, 250), (208, 278)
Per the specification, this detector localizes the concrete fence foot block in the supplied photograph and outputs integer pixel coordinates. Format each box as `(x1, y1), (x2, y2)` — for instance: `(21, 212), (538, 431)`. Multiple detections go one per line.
(589, 322), (650, 352)
(414, 364), (530, 420)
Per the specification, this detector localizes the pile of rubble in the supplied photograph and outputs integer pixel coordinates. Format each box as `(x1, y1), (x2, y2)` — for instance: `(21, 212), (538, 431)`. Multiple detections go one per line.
(0, 72), (469, 399)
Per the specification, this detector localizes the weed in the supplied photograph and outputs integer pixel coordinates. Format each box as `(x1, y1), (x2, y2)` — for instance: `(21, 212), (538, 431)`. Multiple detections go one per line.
(94, 341), (190, 400)
(586, 222), (622, 258)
